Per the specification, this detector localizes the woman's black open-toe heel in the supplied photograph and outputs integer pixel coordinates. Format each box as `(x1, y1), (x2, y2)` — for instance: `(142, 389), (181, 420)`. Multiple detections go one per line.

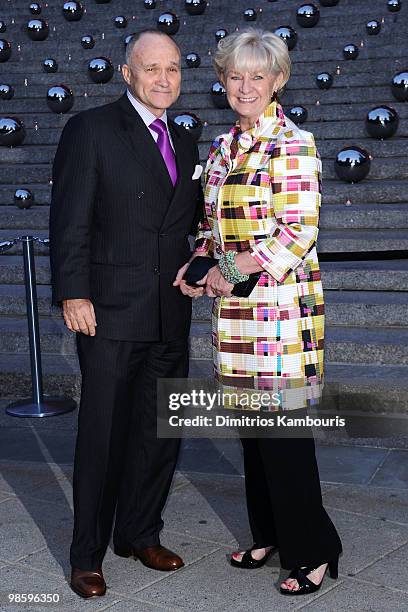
(230, 544), (274, 569)
(280, 556), (339, 595)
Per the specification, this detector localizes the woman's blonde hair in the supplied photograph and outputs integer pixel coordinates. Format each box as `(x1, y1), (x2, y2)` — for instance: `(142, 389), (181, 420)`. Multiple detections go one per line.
(213, 28), (291, 95)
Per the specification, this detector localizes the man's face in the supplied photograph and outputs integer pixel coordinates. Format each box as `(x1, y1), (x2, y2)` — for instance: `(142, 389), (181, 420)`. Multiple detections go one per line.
(122, 33), (181, 116)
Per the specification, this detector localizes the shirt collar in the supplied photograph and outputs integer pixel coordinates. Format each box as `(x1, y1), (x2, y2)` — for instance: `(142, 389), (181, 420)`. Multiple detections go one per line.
(126, 89), (168, 128)
(218, 101), (285, 162)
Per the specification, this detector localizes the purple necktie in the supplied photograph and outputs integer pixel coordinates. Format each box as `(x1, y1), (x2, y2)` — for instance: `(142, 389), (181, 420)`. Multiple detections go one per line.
(150, 118), (178, 187)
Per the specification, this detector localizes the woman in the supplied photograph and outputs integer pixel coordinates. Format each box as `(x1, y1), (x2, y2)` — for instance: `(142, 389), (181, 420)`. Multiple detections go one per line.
(174, 28), (342, 595)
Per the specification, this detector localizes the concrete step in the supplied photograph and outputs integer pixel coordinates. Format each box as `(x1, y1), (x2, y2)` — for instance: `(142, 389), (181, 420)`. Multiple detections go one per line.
(1, 203), (406, 231)
(0, 316), (407, 365)
(1, 352), (407, 412)
(0, 282), (407, 326)
(1, 138), (408, 167)
(188, 359), (408, 414)
(0, 180), (406, 206)
(3, 55), (407, 81)
(4, 73), (408, 99)
(191, 321), (408, 365)
(4, 0), (405, 20)
(191, 291), (408, 327)
(2, 99), (408, 128)
(317, 229), (408, 252)
(1, 154), (407, 182)
(1, 120), (407, 148)
(0, 228), (406, 255)
(1, 82), (405, 115)
(2, 258), (408, 291)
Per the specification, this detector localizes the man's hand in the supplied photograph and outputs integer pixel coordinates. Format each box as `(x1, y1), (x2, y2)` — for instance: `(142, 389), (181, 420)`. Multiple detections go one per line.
(204, 265), (234, 297)
(173, 261), (205, 298)
(62, 299), (97, 336)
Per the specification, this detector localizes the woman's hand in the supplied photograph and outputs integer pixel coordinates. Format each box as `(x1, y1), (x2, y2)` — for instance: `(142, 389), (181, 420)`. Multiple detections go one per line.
(173, 261), (205, 298)
(204, 265), (234, 297)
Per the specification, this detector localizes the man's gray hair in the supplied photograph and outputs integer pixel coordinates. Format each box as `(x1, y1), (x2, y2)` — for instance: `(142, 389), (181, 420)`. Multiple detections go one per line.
(125, 29), (180, 65)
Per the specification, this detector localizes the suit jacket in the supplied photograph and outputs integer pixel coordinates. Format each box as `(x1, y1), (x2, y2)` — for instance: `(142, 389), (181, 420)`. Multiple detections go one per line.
(49, 92), (203, 341)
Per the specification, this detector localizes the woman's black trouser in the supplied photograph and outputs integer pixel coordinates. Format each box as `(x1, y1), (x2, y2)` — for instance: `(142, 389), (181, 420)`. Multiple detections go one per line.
(240, 423), (342, 570)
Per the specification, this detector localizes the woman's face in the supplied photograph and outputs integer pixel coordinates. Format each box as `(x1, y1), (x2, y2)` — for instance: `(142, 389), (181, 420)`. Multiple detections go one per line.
(223, 67), (281, 128)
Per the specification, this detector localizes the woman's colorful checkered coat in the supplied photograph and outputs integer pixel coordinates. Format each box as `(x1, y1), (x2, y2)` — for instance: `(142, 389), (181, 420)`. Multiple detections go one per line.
(194, 101), (324, 410)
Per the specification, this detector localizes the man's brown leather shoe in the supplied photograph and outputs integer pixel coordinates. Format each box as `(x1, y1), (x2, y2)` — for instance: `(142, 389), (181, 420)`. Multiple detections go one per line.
(70, 567), (106, 598)
(115, 544), (184, 571)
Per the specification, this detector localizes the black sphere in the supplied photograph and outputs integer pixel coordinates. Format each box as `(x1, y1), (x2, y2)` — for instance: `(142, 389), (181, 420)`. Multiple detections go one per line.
(366, 106), (399, 139)
(343, 44), (359, 60)
(114, 16), (127, 28)
(14, 189), (34, 209)
(173, 113), (203, 141)
(81, 35), (95, 49)
(0, 22), (6, 34)
(391, 71), (408, 102)
(0, 39), (12, 62)
(215, 28), (228, 42)
(157, 12), (180, 35)
(27, 19), (49, 41)
(334, 146), (371, 183)
(366, 20), (381, 35)
(0, 117), (26, 147)
(29, 3), (42, 15)
(185, 52), (201, 68)
(0, 84), (14, 100)
(296, 4), (320, 28)
(243, 8), (257, 21)
(289, 106), (308, 125)
(43, 57), (58, 73)
(88, 57), (114, 83)
(316, 72), (333, 89)
(62, 1), (83, 22)
(387, 0), (401, 12)
(185, 0), (206, 16)
(47, 85), (74, 113)
(274, 26), (297, 50)
(319, 0), (339, 5)
(144, 0), (156, 7)
(210, 81), (229, 109)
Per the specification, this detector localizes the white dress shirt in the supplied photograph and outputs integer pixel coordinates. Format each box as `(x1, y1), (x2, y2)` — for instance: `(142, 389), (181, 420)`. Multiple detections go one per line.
(126, 89), (175, 151)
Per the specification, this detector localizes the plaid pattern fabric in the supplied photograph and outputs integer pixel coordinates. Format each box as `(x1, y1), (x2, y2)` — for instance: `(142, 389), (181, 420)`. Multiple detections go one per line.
(195, 102), (324, 410)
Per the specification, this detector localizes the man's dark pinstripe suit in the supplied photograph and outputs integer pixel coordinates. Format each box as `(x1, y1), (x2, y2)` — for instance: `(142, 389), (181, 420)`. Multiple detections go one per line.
(49, 92), (203, 570)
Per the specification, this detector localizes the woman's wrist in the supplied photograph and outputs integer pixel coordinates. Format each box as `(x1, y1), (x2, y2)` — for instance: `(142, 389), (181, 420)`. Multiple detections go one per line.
(219, 251), (250, 284)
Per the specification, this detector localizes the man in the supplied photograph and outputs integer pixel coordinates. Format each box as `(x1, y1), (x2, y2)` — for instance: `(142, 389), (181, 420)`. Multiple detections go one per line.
(49, 30), (203, 598)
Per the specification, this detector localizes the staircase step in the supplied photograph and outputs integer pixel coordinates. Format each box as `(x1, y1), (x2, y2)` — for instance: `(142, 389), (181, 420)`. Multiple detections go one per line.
(1, 154), (407, 182)
(192, 291), (408, 327)
(1, 203), (406, 231)
(190, 321), (408, 365)
(1, 228), (405, 254)
(0, 181), (407, 206)
(0, 315), (407, 366)
(0, 352), (407, 412)
(2, 258), (408, 291)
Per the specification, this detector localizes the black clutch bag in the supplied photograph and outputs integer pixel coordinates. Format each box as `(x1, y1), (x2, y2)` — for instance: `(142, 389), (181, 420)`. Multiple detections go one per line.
(183, 256), (261, 298)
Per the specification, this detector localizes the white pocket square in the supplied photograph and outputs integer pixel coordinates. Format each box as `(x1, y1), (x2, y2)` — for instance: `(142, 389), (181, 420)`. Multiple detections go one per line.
(192, 164), (203, 180)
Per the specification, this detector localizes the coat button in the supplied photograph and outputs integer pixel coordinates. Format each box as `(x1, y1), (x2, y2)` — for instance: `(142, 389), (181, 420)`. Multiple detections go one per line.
(153, 266), (160, 274)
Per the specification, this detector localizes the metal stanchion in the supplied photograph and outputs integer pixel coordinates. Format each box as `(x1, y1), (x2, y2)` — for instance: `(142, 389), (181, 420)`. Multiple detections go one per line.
(2, 236), (76, 417)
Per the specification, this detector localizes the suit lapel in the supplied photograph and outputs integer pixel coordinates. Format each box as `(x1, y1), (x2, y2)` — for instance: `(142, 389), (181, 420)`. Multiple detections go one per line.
(116, 94), (174, 201)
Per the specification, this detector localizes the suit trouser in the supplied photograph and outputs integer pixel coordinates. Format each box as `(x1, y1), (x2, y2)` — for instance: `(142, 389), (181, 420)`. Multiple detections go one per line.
(70, 332), (188, 571)
(240, 424), (343, 570)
